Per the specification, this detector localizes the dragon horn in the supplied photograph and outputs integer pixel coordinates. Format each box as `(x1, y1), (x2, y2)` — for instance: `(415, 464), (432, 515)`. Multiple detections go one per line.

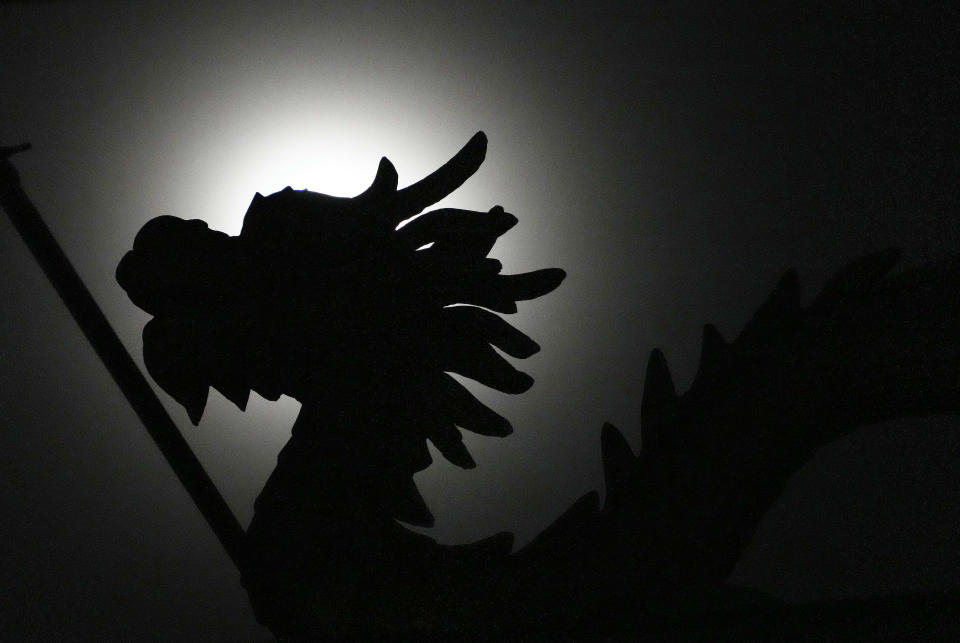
(356, 156), (399, 203)
(391, 131), (487, 218)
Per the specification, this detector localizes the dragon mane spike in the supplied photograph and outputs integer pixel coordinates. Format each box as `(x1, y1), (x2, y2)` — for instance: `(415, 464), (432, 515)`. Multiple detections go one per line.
(213, 380), (251, 412)
(395, 478), (435, 527)
(807, 247), (902, 318)
(739, 268), (802, 341)
(762, 268), (802, 316)
(641, 348), (677, 418)
(697, 323), (727, 374)
(519, 491), (601, 561)
(601, 423), (636, 509)
(641, 349), (678, 453)
(242, 192), (266, 220)
(142, 319), (209, 425)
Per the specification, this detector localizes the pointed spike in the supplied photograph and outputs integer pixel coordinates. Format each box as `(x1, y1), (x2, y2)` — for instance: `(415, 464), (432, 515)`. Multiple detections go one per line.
(142, 320), (209, 425)
(242, 193), (264, 218)
(739, 268), (802, 342)
(516, 491), (599, 561)
(641, 348), (677, 420)
(184, 387), (209, 426)
(239, 193), (268, 236)
(429, 424), (477, 469)
(377, 156), (399, 186)
(411, 440), (434, 473)
(253, 385), (282, 402)
(500, 268), (567, 302)
(641, 349), (678, 453)
(242, 192), (264, 217)
(439, 374), (513, 439)
(601, 423), (636, 509)
(562, 491), (600, 521)
(395, 478), (435, 527)
(698, 323), (727, 371)
(357, 156), (399, 201)
(213, 382), (250, 412)
(555, 491), (600, 526)
(443, 439), (477, 469)
(764, 268), (802, 316)
(807, 247), (902, 318)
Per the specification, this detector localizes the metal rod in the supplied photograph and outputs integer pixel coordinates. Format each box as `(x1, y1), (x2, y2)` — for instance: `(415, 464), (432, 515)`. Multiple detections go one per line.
(0, 144), (245, 568)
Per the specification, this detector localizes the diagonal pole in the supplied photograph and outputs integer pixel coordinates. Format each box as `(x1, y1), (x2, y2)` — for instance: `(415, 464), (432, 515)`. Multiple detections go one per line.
(0, 143), (245, 569)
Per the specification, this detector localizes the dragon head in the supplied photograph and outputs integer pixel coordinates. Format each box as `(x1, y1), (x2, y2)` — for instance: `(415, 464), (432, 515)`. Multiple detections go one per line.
(117, 132), (565, 473)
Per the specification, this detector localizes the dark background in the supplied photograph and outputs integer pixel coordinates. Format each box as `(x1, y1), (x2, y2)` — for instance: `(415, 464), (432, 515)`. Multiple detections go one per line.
(1, 2), (959, 640)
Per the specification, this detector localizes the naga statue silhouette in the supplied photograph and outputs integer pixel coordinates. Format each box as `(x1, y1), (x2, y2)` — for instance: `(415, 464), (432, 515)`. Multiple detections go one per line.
(109, 133), (960, 640)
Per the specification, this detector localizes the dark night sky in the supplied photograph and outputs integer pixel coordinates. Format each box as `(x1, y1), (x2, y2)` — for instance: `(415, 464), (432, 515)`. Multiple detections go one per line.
(2, 2), (959, 640)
